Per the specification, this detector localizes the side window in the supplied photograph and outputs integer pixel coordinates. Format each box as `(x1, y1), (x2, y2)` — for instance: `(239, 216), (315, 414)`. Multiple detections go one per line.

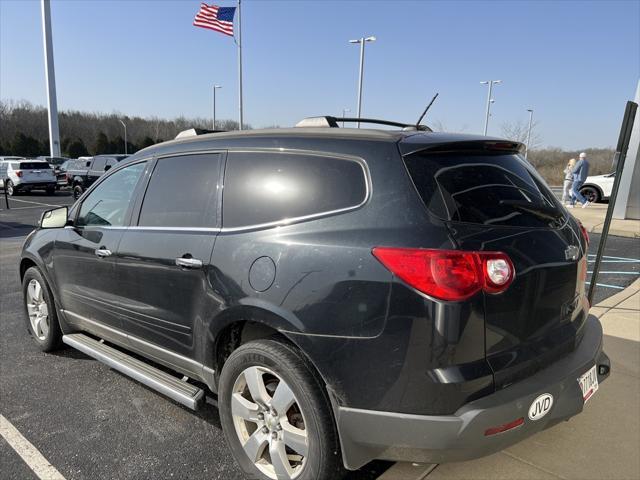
(77, 162), (146, 227)
(92, 157), (106, 171)
(138, 154), (221, 228)
(223, 152), (367, 228)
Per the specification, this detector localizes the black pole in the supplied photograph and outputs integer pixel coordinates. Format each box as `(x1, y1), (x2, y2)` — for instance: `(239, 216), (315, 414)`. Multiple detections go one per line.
(3, 179), (8, 209)
(587, 101), (638, 304)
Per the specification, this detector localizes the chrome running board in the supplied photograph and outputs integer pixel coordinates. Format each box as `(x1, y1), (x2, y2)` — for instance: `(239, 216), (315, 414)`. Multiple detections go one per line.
(62, 333), (204, 410)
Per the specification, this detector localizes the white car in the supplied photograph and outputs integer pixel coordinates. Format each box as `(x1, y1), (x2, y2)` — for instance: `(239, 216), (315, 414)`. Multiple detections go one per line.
(1, 159), (57, 196)
(580, 172), (614, 203)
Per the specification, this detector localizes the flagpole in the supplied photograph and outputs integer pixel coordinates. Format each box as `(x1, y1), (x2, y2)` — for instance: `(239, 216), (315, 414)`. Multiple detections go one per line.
(237, 0), (243, 130)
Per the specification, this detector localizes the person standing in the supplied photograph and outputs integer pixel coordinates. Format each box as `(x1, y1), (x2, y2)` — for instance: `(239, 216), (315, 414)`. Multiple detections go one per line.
(569, 152), (590, 208)
(562, 158), (576, 205)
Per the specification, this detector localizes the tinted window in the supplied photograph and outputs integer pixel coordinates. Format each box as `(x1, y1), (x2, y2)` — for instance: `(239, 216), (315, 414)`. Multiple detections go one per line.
(77, 162), (146, 227)
(19, 162), (51, 170)
(223, 152), (367, 228)
(138, 154), (221, 228)
(91, 158), (106, 171)
(404, 153), (563, 228)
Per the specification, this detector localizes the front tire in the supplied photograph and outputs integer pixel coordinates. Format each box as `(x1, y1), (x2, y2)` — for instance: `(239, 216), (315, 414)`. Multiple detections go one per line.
(22, 266), (62, 352)
(219, 339), (343, 480)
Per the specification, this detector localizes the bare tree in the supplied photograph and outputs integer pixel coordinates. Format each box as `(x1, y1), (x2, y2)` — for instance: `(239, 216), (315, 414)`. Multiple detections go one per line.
(500, 120), (542, 149)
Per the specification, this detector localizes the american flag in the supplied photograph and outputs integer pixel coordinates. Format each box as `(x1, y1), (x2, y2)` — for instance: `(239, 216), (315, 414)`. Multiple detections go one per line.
(193, 3), (236, 37)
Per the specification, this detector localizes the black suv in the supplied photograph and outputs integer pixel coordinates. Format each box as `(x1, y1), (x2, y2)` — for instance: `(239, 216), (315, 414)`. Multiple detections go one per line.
(20, 119), (609, 480)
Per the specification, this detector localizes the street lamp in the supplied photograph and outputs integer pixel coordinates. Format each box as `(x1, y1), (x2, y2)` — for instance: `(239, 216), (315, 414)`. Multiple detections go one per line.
(342, 108), (351, 127)
(212, 84), (222, 130)
(118, 119), (127, 155)
(349, 36), (376, 128)
(525, 108), (534, 161)
(480, 80), (502, 135)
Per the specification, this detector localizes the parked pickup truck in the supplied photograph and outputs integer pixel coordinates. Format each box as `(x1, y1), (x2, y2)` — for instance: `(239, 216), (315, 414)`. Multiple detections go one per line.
(66, 154), (129, 199)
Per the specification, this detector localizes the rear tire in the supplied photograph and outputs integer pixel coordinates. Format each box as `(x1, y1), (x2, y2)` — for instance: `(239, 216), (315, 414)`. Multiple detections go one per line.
(219, 339), (343, 480)
(73, 184), (83, 200)
(580, 186), (600, 203)
(6, 180), (17, 196)
(22, 266), (62, 352)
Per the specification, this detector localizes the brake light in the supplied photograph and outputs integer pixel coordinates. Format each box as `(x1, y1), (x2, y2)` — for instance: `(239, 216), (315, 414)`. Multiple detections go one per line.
(372, 248), (515, 301)
(578, 222), (590, 246)
(15, 170), (23, 178)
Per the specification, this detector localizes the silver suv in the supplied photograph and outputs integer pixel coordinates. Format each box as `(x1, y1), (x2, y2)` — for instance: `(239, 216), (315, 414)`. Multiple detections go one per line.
(2, 160), (57, 195)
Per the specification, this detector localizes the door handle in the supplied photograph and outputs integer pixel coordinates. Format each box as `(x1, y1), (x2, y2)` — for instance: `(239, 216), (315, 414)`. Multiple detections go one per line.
(95, 247), (112, 258)
(175, 257), (203, 269)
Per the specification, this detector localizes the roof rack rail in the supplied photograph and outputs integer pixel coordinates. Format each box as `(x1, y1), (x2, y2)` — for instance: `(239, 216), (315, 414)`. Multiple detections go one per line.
(295, 116), (432, 131)
(174, 128), (227, 140)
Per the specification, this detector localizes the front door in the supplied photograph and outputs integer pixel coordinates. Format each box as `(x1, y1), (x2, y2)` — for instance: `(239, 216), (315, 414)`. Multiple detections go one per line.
(115, 153), (223, 364)
(52, 161), (148, 334)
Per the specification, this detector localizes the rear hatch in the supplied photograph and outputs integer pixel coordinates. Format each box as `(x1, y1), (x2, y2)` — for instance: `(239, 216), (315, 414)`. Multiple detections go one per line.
(402, 141), (589, 390)
(19, 162), (55, 183)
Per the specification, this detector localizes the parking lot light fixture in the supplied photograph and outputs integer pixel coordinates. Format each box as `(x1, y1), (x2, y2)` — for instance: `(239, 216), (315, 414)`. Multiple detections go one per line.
(342, 108), (351, 127)
(118, 119), (127, 155)
(213, 85), (222, 130)
(481, 80), (502, 135)
(525, 108), (534, 161)
(349, 36), (376, 128)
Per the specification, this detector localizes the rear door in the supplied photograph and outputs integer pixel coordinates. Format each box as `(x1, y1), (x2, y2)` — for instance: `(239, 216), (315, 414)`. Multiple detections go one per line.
(114, 153), (223, 364)
(403, 148), (588, 390)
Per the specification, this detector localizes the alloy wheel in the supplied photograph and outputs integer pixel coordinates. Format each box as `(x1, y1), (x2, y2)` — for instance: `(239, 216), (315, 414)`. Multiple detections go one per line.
(26, 279), (50, 341)
(231, 366), (308, 480)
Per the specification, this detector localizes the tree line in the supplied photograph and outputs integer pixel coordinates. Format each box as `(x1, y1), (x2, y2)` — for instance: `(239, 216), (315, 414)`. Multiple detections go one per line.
(1, 99), (614, 185)
(0, 100), (246, 158)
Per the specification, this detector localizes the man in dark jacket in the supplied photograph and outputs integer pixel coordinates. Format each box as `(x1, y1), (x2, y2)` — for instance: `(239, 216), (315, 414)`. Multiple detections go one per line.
(569, 152), (590, 208)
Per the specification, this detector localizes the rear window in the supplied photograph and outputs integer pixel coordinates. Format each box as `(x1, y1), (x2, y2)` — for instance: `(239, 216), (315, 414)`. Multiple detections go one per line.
(19, 162), (51, 170)
(403, 152), (564, 228)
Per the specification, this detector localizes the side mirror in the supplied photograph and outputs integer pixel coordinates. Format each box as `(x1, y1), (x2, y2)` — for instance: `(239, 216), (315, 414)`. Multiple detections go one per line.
(40, 206), (69, 229)
(104, 164), (111, 171)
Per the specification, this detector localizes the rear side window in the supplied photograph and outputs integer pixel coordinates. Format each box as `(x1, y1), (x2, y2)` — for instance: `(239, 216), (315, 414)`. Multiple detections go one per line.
(403, 152), (563, 228)
(138, 154), (221, 228)
(223, 152), (367, 228)
(19, 162), (51, 169)
(91, 158), (107, 171)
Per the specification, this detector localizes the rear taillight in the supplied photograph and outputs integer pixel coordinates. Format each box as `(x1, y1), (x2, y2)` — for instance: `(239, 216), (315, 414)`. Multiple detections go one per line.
(578, 222), (590, 246)
(15, 170), (23, 177)
(372, 247), (515, 301)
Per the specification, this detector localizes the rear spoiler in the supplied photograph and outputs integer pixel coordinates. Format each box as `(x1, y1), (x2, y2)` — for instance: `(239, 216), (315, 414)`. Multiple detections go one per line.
(399, 139), (526, 157)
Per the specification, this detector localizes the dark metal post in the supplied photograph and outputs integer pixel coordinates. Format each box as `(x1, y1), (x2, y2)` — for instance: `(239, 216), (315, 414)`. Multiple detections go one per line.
(588, 101), (638, 304)
(3, 179), (8, 209)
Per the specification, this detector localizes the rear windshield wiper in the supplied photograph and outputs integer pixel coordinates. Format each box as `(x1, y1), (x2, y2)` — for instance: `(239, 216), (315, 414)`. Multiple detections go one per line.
(499, 200), (563, 221)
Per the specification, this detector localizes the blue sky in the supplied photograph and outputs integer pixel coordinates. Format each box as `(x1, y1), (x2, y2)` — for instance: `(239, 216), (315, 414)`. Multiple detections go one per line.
(1, 0), (638, 149)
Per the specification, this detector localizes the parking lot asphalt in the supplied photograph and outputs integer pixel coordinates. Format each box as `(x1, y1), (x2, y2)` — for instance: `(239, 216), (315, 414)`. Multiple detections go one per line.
(1, 191), (638, 480)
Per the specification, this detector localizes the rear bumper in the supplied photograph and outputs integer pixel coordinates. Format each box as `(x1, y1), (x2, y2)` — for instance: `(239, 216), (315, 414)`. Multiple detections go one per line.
(15, 181), (57, 189)
(336, 314), (609, 470)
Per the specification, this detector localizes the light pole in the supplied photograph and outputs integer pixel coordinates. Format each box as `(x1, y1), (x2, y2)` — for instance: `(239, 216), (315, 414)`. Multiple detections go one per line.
(349, 36), (376, 128)
(342, 108), (351, 127)
(212, 84), (222, 130)
(525, 108), (534, 161)
(480, 80), (502, 135)
(118, 119), (127, 155)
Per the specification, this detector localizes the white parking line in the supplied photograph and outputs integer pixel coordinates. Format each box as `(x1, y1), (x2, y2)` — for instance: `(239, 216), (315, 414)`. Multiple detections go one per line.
(2, 198), (61, 208)
(0, 414), (66, 480)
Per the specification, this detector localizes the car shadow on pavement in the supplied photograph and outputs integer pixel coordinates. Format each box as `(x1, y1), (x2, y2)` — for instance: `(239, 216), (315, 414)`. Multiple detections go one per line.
(0, 221), (34, 239)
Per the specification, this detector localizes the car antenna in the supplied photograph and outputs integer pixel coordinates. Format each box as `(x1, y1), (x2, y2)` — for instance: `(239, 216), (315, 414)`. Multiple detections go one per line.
(416, 93), (439, 129)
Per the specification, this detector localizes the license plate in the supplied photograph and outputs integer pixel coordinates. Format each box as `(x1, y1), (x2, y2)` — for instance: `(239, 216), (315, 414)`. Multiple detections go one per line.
(578, 365), (599, 403)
